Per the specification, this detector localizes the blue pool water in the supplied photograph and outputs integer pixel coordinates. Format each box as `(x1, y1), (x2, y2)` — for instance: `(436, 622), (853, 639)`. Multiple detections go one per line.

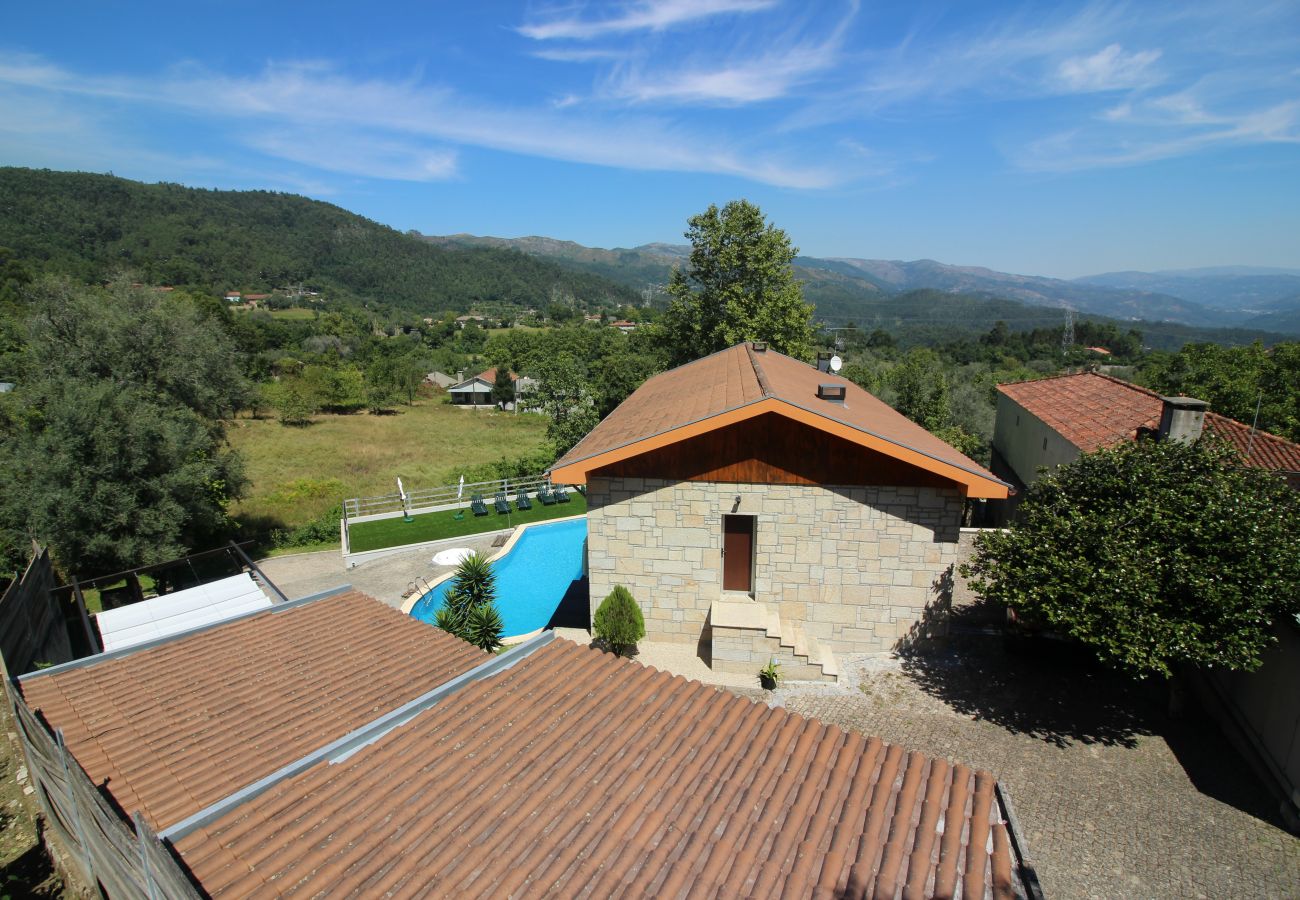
(410, 517), (587, 638)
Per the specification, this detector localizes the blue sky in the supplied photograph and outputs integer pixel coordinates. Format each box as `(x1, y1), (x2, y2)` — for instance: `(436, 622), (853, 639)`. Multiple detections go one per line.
(2, 1), (1297, 278)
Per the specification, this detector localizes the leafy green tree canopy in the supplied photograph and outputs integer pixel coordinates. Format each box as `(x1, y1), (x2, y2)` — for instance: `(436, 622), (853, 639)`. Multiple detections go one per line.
(661, 200), (814, 365)
(963, 437), (1300, 680)
(0, 278), (249, 574)
(533, 355), (599, 456)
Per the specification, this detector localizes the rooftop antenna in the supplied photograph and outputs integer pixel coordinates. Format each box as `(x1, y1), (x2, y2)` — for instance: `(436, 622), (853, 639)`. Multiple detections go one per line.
(1246, 389), (1262, 458)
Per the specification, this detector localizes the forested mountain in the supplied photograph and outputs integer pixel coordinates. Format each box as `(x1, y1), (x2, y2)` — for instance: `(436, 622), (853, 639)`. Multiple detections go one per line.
(1076, 268), (1300, 316)
(426, 233), (1298, 332)
(0, 168), (639, 314)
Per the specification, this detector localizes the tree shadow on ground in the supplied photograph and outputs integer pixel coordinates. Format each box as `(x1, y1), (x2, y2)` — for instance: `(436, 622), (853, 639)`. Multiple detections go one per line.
(899, 598), (1158, 749)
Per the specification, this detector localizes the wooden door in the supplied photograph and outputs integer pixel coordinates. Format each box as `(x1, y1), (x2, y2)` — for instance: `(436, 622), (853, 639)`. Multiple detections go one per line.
(722, 515), (754, 592)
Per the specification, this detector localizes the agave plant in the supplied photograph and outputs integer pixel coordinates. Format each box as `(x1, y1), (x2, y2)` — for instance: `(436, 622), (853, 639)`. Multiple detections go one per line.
(463, 601), (505, 653)
(434, 553), (503, 651)
(452, 553), (496, 608)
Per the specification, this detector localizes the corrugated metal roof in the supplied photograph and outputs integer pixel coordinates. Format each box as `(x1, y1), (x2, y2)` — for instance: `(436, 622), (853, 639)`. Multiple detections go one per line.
(174, 638), (1024, 899)
(20, 590), (488, 831)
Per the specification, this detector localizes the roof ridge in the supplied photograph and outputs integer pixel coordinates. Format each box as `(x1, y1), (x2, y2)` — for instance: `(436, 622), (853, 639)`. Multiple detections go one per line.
(745, 342), (775, 398)
(998, 369), (1163, 401)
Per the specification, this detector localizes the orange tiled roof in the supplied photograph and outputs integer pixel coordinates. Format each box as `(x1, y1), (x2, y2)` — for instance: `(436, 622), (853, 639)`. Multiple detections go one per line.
(552, 343), (1008, 498)
(453, 368), (514, 388)
(998, 371), (1300, 473)
(174, 638), (1026, 898)
(21, 590), (487, 831)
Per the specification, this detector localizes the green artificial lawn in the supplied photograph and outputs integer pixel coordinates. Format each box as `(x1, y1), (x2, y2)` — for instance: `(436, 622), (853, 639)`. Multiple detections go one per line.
(347, 493), (587, 553)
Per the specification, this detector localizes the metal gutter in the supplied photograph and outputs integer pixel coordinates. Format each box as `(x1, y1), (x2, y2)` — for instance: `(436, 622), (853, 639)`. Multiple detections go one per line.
(996, 782), (1045, 900)
(158, 630), (556, 843)
(18, 584), (355, 682)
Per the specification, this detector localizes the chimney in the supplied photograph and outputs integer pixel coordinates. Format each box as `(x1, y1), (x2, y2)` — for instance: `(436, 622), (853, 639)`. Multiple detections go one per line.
(1158, 396), (1208, 444)
(817, 383), (847, 405)
(816, 351), (833, 373)
(751, 341), (767, 352)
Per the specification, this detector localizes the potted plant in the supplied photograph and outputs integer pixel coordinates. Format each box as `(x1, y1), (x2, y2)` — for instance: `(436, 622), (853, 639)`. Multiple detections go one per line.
(759, 659), (782, 691)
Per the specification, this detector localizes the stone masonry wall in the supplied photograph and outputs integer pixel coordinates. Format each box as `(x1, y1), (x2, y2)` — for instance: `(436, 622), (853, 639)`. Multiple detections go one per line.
(585, 477), (963, 656)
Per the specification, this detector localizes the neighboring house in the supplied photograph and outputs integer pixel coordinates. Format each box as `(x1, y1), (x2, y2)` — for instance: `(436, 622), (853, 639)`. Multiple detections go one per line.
(425, 370), (458, 389)
(609, 319), (637, 333)
(454, 314), (487, 328)
(223, 291), (241, 302)
(16, 589), (1035, 896)
(990, 370), (1300, 829)
(448, 368), (535, 410)
(991, 372), (1300, 505)
(551, 342), (1009, 682)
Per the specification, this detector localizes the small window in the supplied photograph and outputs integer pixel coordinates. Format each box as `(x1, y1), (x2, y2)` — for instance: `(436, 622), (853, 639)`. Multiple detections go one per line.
(1016, 414), (1020, 426)
(1042, 437), (1048, 450)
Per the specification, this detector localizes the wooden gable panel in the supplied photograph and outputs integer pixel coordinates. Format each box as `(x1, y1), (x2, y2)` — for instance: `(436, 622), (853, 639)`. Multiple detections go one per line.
(592, 413), (954, 488)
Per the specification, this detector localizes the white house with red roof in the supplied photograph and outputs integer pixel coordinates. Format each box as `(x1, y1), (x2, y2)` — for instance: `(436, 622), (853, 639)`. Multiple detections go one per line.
(448, 368), (536, 410)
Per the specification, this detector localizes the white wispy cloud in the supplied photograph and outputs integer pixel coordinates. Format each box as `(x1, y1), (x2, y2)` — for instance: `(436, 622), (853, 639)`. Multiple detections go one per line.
(1056, 44), (1162, 92)
(0, 56), (843, 189)
(518, 0), (776, 41)
(600, 5), (855, 106)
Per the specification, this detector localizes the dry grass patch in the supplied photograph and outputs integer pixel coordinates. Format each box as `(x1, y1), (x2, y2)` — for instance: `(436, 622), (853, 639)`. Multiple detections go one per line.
(227, 397), (550, 529)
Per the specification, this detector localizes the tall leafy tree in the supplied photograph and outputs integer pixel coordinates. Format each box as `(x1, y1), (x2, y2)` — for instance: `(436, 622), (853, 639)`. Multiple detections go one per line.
(660, 200), (814, 365)
(491, 367), (515, 407)
(963, 437), (1300, 684)
(533, 355), (599, 456)
(0, 278), (247, 574)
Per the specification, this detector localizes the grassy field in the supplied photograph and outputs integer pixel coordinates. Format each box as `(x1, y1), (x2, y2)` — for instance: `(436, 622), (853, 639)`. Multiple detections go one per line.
(226, 396), (550, 531)
(349, 493), (586, 553)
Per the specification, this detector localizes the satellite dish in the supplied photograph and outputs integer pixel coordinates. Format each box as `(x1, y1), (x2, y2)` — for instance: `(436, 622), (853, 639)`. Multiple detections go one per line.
(829, 355), (842, 372)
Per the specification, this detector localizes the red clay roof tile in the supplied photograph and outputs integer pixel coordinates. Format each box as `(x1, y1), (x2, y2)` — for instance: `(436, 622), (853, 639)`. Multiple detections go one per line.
(999, 371), (1300, 473)
(20, 590), (487, 831)
(173, 638), (1024, 898)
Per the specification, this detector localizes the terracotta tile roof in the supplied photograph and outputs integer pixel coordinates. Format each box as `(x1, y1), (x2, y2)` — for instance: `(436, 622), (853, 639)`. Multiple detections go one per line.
(553, 343), (1007, 496)
(1205, 412), (1300, 474)
(452, 368), (513, 388)
(998, 372), (1162, 453)
(998, 371), (1300, 472)
(174, 638), (1025, 898)
(20, 590), (487, 831)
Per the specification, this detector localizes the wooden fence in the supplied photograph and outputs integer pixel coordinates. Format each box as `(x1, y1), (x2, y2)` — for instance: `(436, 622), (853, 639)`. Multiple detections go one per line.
(0, 549), (77, 676)
(7, 681), (200, 898)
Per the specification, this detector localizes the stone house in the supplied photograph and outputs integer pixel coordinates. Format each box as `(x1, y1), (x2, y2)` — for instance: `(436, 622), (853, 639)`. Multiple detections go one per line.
(550, 342), (1009, 682)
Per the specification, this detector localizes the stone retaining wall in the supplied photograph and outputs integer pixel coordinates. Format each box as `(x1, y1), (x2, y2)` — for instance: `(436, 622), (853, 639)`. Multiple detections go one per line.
(586, 477), (963, 656)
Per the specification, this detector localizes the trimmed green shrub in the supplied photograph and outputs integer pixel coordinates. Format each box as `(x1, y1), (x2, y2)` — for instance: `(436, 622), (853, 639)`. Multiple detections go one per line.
(593, 585), (645, 657)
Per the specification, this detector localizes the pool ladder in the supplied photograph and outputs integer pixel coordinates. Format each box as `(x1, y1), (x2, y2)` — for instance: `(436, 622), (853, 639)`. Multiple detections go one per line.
(407, 576), (436, 599)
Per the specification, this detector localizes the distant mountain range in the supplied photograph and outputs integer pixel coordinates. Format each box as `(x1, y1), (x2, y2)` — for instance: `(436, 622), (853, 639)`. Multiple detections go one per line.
(425, 234), (1300, 336)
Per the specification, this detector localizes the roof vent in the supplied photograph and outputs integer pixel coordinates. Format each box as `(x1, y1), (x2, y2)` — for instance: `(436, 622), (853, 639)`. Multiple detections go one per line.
(751, 341), (767, 352)
(817, 383), (847, 404)
(817, 351), (833, 372)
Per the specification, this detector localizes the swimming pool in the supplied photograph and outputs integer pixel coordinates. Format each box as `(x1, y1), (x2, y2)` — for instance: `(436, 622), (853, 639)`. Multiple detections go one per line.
(409, 517), (587, 638)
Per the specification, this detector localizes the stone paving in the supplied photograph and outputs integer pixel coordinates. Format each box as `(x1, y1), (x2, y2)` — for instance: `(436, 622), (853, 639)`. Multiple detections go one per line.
(776, 634), (1300, 899)
(255, 534), (503, 609)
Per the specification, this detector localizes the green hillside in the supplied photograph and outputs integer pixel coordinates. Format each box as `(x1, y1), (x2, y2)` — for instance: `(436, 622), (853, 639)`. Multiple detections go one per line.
(0, 168), (639, 313)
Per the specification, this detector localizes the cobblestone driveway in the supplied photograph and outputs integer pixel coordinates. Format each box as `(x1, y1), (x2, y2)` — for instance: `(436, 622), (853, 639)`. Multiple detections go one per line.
(780, 634), (1300, 899)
